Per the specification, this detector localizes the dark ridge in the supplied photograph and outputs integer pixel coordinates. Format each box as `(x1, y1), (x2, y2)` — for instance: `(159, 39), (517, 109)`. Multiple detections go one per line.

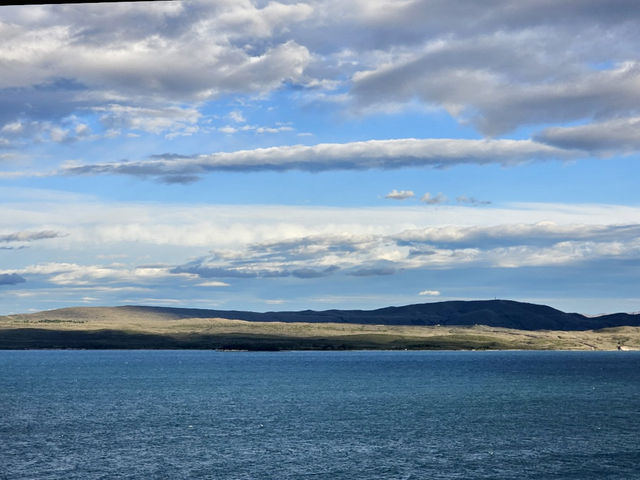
(115, 299), (640, 331)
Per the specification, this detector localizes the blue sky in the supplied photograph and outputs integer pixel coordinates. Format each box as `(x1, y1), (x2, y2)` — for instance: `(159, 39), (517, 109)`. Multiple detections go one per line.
(2, 0), (640, 315)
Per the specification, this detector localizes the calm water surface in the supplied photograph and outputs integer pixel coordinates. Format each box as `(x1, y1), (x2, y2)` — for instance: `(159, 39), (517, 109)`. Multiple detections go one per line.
(1, 350), (639, 479)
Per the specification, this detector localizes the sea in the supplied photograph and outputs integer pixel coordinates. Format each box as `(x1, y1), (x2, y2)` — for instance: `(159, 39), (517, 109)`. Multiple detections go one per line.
(1, 350), (639, 479)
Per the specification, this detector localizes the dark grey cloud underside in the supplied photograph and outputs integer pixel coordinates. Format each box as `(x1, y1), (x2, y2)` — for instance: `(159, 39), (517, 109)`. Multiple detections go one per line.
(0, 273), (26, 285)
(0, 230), (63, 243)
(534, 117), (640, 153)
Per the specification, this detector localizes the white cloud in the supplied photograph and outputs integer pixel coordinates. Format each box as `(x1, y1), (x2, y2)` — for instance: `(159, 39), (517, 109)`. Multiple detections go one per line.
(1, 122), (23, 134)
(0, 1), (314, 149)
(353, 50), (640, 135)
(3, 192), (640, 312)
(5, 191), (640, 251)
(2, 0), (640, 157)
(0, 2), (313, 97)
(60, 138), (570, 180)
(344, 4), (640, 134)
(197, 281), (230, 287)
(95, 104), (200, 135)
(1, 262), (197, 287)
(75, 123), (91, 136)
(418, 290), (440, 296)
(265, 299), (286, 305)
(167, 220), (640, 282)
(228, 110), (246, 123)
(385, 189), (414, 200)
(218, 123), (294, 135)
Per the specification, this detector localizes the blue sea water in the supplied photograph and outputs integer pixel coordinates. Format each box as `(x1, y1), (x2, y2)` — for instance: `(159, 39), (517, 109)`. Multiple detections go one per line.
(1, 350), (639, 479)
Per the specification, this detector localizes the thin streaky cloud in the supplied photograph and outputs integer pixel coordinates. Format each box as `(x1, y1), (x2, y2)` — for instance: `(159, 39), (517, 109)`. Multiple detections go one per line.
(0, 230), (64, 243)
(456, 195), (491, 206)
(59, 138), (571, 179)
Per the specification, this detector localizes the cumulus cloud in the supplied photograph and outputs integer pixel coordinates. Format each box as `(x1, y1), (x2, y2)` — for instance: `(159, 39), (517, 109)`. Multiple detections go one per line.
(0, 1), (312, 148)
(345, 2), (640, 134)
(1, 262), (194, 287)
(4, 192), (640, 301)
(4, 0), (640, 147)
(160, 221), (640, 286)
(0, 2), (312, 97)
(170, 235), (360, 280)
(95, 104), (201, 136)
(323, 0), (640, 49)
(7, 195), (640, 254)
(385, 189), (414, 200)
(228, 111), (246, 123)
(534, 116), (640, 154)
(353, 49), (640, 135)
(169, 233), (395, 281)
(59, 138), (569, 180)
(1, 0), (639, 163)
(0, 114), (93, 146)
(2, 197), (640, 305)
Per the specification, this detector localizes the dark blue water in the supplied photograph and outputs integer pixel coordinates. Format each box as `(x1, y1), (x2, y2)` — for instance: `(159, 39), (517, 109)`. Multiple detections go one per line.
(1, 350), (639, 479)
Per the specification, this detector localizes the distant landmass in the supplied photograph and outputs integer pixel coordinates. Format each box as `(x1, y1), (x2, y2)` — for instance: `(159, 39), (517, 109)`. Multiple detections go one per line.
(2, 300), (640, 350)
(74, 299), (640, 331)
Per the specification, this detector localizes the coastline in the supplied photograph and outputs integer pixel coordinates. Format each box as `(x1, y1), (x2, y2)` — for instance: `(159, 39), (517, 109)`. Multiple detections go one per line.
(1, 323), (639, 351)
(3, 303), (639, 351)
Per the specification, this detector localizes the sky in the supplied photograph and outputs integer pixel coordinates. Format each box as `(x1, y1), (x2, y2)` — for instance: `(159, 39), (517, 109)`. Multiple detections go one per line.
(1, 0), (640, 315)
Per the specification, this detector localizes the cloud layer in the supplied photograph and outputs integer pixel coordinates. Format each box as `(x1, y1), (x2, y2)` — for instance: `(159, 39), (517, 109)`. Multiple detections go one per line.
(2, 0), (640, 158)
(3, 196), (640, 300)
(59, 138), (569, 181)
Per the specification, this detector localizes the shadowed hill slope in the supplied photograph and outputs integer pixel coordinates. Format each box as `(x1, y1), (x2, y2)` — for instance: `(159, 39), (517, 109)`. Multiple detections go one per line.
(8, 300), (640, 331)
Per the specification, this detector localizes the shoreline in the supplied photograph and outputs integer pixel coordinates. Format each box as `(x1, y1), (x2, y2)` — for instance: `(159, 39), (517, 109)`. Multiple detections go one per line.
(3, 303), (640, 351)
(1, 325), (639, 351)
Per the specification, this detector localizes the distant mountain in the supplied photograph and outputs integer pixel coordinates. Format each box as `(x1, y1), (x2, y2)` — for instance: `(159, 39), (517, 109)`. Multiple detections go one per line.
(29, 299), (639, 331)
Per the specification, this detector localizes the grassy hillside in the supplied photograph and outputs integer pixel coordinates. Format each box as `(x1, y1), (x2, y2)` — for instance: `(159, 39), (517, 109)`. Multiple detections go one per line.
(5, 299), (637, 331)
(2, 305), (640, 350)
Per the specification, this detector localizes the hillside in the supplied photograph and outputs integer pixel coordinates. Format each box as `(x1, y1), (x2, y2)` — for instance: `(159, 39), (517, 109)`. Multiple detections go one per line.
(6, 299), (637, 331)
(1, 300), (640, 350)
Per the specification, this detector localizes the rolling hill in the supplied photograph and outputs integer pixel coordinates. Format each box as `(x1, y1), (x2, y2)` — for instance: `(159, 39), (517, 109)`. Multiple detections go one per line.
(9, 299), (636, 331)
(2, 300), (640, 350)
